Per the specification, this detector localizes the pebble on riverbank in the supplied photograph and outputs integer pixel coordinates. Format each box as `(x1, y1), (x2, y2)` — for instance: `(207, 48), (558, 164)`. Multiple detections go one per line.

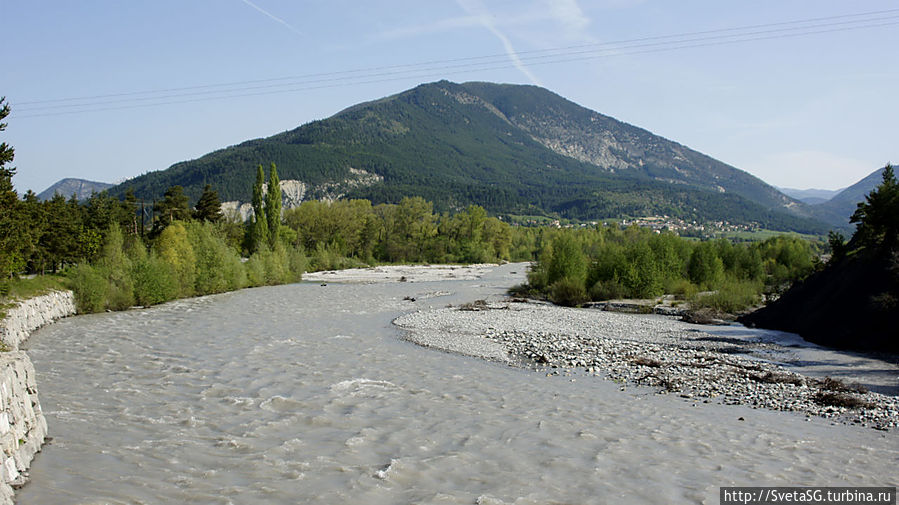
(394, 300), (899, 431)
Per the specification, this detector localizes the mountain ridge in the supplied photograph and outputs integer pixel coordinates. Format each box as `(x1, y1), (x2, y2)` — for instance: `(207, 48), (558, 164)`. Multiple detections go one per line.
(778, 187), (843, 205)
(108, 80), (829, 234)
(38, 178), (113, 201)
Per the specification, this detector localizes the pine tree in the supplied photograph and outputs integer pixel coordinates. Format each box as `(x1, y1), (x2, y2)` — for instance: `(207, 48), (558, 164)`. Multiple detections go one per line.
(0, 97), (26, 281)
(850, 164), (898, 250)
(153, 185), (191, 230)
(251, 164), (269, 252)
(0, 97), (13, 179)
(265, 163), (281, 247)
(194, 184), (222, 223)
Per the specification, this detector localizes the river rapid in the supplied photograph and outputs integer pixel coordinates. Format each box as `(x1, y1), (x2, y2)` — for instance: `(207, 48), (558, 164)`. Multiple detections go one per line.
(19, 264), (898, 504)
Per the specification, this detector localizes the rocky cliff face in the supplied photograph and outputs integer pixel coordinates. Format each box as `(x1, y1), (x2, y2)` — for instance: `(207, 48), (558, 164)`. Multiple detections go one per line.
(220, 170), (383, 221)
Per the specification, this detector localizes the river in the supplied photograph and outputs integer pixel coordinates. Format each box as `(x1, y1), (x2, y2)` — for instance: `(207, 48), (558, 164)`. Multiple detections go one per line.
(18, 264), (897, 504)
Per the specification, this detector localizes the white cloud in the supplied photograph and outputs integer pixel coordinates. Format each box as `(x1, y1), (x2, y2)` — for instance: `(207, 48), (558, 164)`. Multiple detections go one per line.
(540, 0), (591, 34)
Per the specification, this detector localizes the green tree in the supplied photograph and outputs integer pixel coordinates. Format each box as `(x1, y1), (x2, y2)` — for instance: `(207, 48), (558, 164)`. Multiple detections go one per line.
(688, 241), (724, 289)
(0, 98), (27, 280)
(0, 97), (13, 179)
(251, 164), (269, 252)
(155, 221), (196, 297)
(194, 184), (222, 223)
(546, 233), (587, 287)
(850, 163), (899, 250)
(122, 188), (140, 235)
(827, 230), (847, 263)
(20, 191), (46, 272)
(154, 185), (191, 229)
(265, 163), (281, 247)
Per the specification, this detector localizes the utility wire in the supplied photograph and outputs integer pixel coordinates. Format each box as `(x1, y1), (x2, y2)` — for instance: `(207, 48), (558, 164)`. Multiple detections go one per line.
(16, 7), (899, 108)
(13, 9), (898, 118)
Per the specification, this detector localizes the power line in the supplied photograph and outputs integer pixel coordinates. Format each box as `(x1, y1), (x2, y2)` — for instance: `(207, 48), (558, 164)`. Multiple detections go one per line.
(16, 7), (899, 108)
(12, 8), (898, 118)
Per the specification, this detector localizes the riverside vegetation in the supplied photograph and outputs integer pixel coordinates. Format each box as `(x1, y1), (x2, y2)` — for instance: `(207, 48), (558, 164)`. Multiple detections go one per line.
(0, 94), (851, 326)
(520, 225), (819, 313)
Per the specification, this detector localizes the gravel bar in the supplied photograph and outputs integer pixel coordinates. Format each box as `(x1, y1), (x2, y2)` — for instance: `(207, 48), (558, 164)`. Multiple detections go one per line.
(394, 300), (899, 431)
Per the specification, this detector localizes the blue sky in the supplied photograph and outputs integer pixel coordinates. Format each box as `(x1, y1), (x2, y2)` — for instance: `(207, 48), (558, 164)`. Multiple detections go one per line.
(4, 0), (897, 195)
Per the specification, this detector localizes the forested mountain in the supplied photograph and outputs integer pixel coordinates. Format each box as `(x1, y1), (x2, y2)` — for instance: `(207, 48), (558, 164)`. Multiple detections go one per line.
(110, 81), (828, 233)
(808, 166), (886, 226)
(37, 178), (113, 201)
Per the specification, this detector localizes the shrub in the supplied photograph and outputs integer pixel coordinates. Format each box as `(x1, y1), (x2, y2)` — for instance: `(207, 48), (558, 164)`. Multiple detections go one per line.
(69, 264), (109, 313)
(589, 275), (628, 301)
(262, 245), (291, 285)
(98, 226), (134, 310)
(691, 278), (761, 313)
(186, 221), (246, 295)
(221, 251), (248, 291)
(287, 246), (307, 281)
(549, 277), (587, 307)
(666, 278), (698, 300)
(245, 254), (265, 287)
(132, 253), (178, 306)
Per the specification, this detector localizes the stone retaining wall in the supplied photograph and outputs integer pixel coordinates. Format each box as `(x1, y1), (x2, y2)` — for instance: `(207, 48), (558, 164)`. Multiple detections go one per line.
(0, 353), (48, 505)
(0, 290), (75, 504)
(0, 290), (75, 351)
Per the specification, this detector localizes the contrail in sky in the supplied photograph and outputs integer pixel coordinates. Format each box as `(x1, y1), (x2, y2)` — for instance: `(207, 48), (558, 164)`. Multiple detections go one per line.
(455, 0), (543, 86)
(240, 0), (303, 36)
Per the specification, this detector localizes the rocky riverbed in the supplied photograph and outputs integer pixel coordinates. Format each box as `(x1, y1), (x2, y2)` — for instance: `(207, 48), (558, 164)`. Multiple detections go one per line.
(395, 299), (899, 431)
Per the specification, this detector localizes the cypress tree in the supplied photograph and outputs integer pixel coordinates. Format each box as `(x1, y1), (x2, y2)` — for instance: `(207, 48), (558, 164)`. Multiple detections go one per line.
(251, 164), (269, 252)
(265, 163), (281, 247)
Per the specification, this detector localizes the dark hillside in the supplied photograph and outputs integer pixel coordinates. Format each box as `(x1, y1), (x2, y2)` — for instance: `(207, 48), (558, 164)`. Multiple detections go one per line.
(740, 165), (899, 352)
(740, 250), (898, 352)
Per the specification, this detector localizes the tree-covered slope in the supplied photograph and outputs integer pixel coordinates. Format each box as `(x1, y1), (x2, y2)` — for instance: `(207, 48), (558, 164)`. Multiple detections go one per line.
(809, 166), (886, 228)
(740, 165), (899, 352)
(110, 81), (828, 233)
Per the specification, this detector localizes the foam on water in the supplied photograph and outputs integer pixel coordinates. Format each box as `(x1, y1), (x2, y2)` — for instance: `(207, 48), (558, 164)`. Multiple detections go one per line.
(17, 264), (898, 504)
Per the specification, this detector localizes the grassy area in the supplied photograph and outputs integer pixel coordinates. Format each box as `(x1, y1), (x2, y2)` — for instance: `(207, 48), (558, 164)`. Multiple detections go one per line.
(0, 275), (70, 319)
(710, 229), (825, 242)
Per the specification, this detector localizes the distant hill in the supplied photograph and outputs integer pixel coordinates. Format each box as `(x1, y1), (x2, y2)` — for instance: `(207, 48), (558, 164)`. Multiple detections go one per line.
(808, 167), (886, 228)
(109, 80), (828, 233)
(38, 178), (113, 201)
(778, 187), (842, 205)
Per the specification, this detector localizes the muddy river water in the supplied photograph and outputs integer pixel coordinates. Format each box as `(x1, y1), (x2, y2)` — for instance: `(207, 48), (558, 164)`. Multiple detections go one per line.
(18, 264), (897, 504)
